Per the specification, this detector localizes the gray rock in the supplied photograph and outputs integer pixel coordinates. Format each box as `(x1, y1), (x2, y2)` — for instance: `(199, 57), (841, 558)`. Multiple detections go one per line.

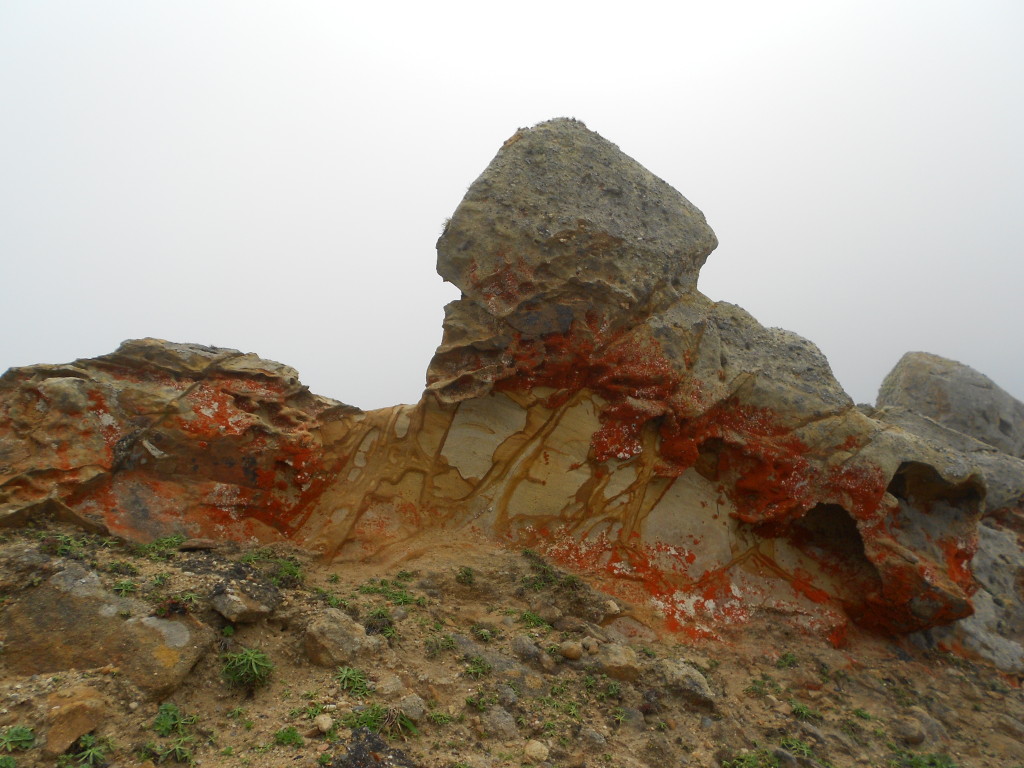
(523, 739), (549, 763)
(210, 583), (277, 623)
(375, 672), (404, 697)
(428, 118), (717, 402)
(559, 640), (583, 660)
(303, 608), (384, 667)
(496, 684), (519, 708)
(480, 706), (519, 740)
(877, 351), (1024, 458)
(596, 643), (641, 681)
(398, 694), (426, 723)
(651, 658), (714, 706)
(0, 561), (213, 697)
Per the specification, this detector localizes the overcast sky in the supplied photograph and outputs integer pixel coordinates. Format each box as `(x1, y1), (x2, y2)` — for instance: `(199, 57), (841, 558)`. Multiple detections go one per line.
(2, 1), (1022, 411)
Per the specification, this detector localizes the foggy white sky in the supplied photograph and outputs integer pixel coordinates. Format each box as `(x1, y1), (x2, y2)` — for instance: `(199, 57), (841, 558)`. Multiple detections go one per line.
(2, 1), (1022, 411)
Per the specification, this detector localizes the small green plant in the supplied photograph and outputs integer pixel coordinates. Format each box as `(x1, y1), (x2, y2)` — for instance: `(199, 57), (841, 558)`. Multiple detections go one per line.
(313, 587), (348, 609)
(775, 652), (798, 669)
(153, 703), (197, 737)
(601, 680), (622, 700)
(268, 558), (303, 588)
(779, 736), (812, 757)
(150, 573), (171, 587)
(0, 725), (35, 752)
(318, 753), (333, 766)
(137, 535), (186, 561)
(328, 573), (340, 583)
(722, 748), (780, 768)
(744, 674), (782, 698)
(222, 647), (274, 689)
(112, 579), (137, 596)
(226, 707), (254, 730)
(0, 756), (15, 768)
(140, 736), (193, 765)
(853, 707), (873, 720)
(220, 746), (234, 756)
(640, 646), (656, 658)
(425, 633), (456, 657)
(611, 707), (627, 724)
(336, 666), (372, 697)
(221, 625), (235, 637)
(45, 533), (88, 559)
(158, 736), (194, 764)
(107, 560), (139, 576)
(363, 607), (395, 636)
(342, 704), (419, 739)
(464, 692), (496, 712)
(455, 566), (475, 585)
(471, 624), (495, 643)
(273, 727), (304, 747)
(790, 700), (823, 722)
(519, 610), (549, 628)
(464, 655), (492, 679)
(64, 733), (113, 766)
(427, 711), (454, 725)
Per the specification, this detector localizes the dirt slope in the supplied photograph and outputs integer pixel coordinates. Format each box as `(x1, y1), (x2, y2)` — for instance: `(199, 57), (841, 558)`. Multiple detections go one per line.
(0, 520), (1021, 768)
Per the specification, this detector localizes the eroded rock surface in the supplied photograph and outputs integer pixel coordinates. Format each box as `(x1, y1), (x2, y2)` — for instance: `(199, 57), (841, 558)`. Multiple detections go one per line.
(0, 119), (1019, 670)
(0, 338), (355, 542)
(872, 354), (1024, 672)
(0, 560), (213, 696)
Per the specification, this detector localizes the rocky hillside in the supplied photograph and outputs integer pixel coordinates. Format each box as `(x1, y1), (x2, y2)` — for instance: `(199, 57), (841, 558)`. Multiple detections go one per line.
(0, 521), (1021, 768)
(1, 118), (1022, 766)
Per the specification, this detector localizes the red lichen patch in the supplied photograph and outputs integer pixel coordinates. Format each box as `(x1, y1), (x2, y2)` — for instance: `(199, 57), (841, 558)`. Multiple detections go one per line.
(941, 536), (979, 594)
(85, 390), (122, 463)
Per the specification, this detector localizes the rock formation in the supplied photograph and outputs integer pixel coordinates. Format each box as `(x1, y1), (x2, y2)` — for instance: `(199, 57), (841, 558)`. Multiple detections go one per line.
(869, 352), (1024, 672)
(1, 119), (1019, 670)
(878, 351), (1024, 459)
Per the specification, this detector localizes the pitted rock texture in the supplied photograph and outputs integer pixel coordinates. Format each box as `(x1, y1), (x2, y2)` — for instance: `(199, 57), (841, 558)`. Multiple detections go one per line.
(0, 119), (1018, 667)
(0, 338), (356, 542)
(878, 351), (1024, 458)
(872, 353), (1024, 673)
(429, 118), (717, 403)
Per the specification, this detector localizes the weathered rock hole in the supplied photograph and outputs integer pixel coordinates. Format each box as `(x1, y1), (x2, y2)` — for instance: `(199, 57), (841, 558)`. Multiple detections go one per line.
(788, 503), (883, 607)
(692, 438), (725, 482)
(887, 461), (983, 512)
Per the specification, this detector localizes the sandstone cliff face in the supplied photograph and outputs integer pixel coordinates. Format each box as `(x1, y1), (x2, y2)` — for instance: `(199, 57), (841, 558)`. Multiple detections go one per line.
(0, 119), (1017, 665)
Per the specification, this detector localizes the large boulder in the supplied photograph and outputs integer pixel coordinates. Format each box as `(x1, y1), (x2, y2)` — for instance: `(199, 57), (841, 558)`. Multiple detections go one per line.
(0, 560), (213, 697)
(877, 351), (1024, 458)
(0, 338), (356, 542)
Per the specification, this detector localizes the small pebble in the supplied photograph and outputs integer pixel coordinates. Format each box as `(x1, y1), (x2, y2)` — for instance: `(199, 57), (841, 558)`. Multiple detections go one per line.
(524, 739), (549, 763)
(559, 641), (584, 660)
(313, 714), (334, 734)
